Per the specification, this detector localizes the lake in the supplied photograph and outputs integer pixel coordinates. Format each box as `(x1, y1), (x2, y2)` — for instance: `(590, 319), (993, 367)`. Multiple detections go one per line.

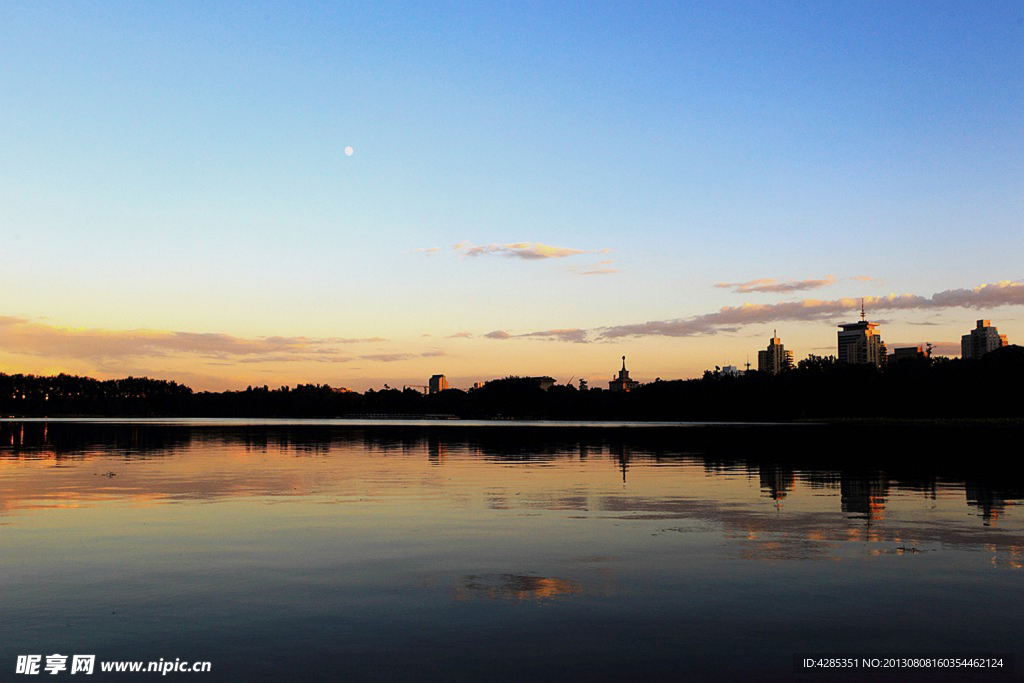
(1, 419), (1021, 681)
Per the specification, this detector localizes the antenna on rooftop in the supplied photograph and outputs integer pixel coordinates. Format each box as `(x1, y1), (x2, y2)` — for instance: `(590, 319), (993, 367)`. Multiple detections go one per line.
(860, 298), (866, 322)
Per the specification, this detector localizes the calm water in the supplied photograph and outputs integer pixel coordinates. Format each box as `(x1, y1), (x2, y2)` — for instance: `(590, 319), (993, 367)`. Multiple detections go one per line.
(1, 420), (1022, 681)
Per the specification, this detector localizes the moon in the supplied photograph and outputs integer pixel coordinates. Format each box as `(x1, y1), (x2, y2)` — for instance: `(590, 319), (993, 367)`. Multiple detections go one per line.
(344, 145), (354, 157)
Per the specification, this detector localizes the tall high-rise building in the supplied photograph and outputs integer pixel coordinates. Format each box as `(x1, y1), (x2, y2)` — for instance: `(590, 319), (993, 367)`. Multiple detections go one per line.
(837, 302), (886, 368)
(757, 331), (794, 375)
(961, 320), (1008, 359)
(428, 374), (448, 394)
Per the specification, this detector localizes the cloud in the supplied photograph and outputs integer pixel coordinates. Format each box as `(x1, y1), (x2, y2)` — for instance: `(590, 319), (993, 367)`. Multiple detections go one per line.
(484, 328), (589, 343)
(929, 341), (962, 356)
(521, 329), (589, 343)
(715, 275), (837, 294)
(0, 317), (388, 364)
(333, 351), (447, 363)
(572, 259), (619, 276)
(447, 331), (474, 338)
(599, 279), (1024, 339)
(415, 247), (440, 255)
(359, 354), (410, 362)
(453, 241), (610, 260)
(233, 354), (349, 364)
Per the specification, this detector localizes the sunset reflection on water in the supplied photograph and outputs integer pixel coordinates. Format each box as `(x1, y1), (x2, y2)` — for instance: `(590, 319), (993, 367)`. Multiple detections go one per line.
(1, 420), (1021, 681)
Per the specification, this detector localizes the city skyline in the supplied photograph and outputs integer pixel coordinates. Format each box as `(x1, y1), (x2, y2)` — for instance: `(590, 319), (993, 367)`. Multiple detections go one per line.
(0, 307), (1014, 393)
(2, 2), (1022, 391)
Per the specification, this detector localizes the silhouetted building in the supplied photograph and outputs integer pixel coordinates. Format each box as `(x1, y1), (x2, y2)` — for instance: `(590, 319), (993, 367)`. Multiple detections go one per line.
(961, 320), (1008, 359)
(757, 331), (794, 375)
(526, 376), (557, 391)
(838, 305), (886, 368)
(608, 356), (639, 392)
(428, 374), (448, 394)
(720, 365), (741, 377)
(887, 345), (925, 364)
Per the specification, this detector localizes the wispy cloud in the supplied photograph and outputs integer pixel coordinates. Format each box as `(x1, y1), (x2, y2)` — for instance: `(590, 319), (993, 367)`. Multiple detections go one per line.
(484, 328), (589, 343)
(453, 241), (610, 260)
(600, 279), (1024, 338)
(929, 341), (961, 356)
(479, 279), (1023, 344)
(360, 351), (445, 362)
(415, 247), (440, 255)
(0, 316), (388, 363)
(572, 259), (619, 276)
(521, 329), (589, 343)
(447, 331), (474, 338)
(715, 275), (837, 294)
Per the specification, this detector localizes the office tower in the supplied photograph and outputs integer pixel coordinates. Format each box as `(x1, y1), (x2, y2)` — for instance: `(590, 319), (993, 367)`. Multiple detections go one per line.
(961, 320), (1008, 359)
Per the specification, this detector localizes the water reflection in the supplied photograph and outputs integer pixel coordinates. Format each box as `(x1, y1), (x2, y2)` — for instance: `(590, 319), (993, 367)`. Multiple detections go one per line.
(1, 420), (1022, 545)
(840, 472), (888, 521)
(455, 574), (583, 601)
(2, 420), (1023, 681)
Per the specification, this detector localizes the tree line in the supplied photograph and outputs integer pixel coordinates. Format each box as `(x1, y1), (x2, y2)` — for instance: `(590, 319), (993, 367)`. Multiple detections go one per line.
(1, 345), (1022, 420)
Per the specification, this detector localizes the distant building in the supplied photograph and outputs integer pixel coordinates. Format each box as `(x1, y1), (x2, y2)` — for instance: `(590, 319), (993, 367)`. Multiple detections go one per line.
(477, 376), (556, 391)
(887, 345), (926, 364)
(428, 374), (448, 394)
(838, 304), (886, 368)
(838, 320), (887, 367)
(757, 331), (794, 375)
(527, 376), (557, 391)
(720, 365), (742, 377)
(961, 320), (1008, 359)
(608, 356), (640, 392)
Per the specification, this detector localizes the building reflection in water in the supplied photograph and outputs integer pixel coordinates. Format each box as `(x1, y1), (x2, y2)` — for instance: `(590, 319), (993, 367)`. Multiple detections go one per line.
(840, 471), (889, 522)
(966, 482), (1017, 527)
(1, 420), (1023, 562)
(428, 435), (446, 465)
(758, 463), (795, 502)
(609, 443), (633, 483)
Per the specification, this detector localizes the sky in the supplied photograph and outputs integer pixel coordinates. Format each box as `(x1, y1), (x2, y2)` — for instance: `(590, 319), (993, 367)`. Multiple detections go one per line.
(1, 1), (1022, 391)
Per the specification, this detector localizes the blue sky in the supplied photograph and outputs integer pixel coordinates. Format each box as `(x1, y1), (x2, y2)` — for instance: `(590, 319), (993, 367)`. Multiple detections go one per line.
(1, 1), (1022, 389)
